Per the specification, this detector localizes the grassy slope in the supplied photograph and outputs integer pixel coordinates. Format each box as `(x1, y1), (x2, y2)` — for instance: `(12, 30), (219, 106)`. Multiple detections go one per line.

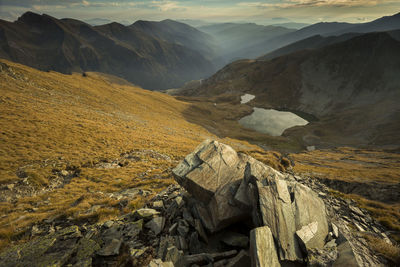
(1, 59), (398, 259)
(0, 60), (284, 249)
(291, 147), (400, 243)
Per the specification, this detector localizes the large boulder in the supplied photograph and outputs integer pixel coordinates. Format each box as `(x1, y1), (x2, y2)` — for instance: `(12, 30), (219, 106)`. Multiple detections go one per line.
(173, 140), (248, 203)
(246, 160), (303, 261)
(172, 140), (254, 231)
(173, 140), (330, 264)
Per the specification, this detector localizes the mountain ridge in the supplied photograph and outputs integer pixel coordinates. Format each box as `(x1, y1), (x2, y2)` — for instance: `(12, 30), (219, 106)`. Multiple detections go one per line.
(0, 12), (217, 90)
(177, 31), (400, 148)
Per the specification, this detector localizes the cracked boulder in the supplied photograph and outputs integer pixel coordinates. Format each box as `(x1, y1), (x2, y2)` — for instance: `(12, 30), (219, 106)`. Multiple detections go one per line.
(292, 183), (329, 251)
(172, 140), (255, 232)
(244, 160), (302, 261)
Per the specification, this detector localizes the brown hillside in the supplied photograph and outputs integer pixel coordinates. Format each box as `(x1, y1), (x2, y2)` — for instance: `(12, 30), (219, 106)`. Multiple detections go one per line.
(0, 59), (284, 249)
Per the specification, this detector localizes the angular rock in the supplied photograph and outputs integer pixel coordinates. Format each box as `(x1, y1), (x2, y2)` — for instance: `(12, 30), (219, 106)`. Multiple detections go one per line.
(226, 250), (251, 267)
(292, 183), (329, 250)
(125, 219), (143, 238)
(307, 246), (338, 267)
(208, 180), (251, 231)
(164, 246), (184, 266)
(173, 140), (245, 203)
(172, 140), (253, 231)
(175, 196), (185, 208)
(333, 241), (359, 267)
(250, 226), (280, 267)
(177, 219), (190, 237)
(0, 226), (83, 267)
(103, 220), (114, 229)
(182, 208), (195, 226)
(296, 221), (319, 253)
(184, 250), (238, 265)
(157, 236), (176, 260)
(194, 219), (208, 243)
(221, 232), (249, 248)
(178, 236), (188, 251)
(257, 176), (302, 261)
(145, 217), (165, 235)
(247, 182), (263, 227)
(233, 179), (252, 209)
(189, 232), (202, 254)
(130, 247), (148, 258)
(102, 224), (124, 241)
(168, 222), (178, 235)
(153, 200), (164, 209)
(244, 157), (285, 186)
(97, 238), (122, 256)
(331, 223), (339, 238)
(193, 200), (214, 232)
(75, 237), (101, 266)
(148, 259), (174, 267)
(134, 208), (160, 220)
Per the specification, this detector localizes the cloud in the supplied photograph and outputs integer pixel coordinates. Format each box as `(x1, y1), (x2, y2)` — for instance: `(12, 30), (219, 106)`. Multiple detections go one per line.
(0, 0), (88, 8)
(148, 1), (186, 12)
(0, 0), (399, 24)
(237, 0), (393, 9)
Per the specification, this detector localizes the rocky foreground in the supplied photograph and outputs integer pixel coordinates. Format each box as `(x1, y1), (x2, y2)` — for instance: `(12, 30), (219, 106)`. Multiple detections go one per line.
(0, 140), (392, 266)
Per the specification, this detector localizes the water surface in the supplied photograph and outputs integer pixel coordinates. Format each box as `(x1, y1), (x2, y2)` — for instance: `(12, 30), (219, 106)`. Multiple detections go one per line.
(239, 108), (308, 136)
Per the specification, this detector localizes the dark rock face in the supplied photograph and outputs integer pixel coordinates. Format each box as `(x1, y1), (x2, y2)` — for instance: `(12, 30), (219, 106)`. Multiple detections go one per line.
(0, 140), (391, 266)
(182, 32), (400, 148)
(0, 12), (217, 90)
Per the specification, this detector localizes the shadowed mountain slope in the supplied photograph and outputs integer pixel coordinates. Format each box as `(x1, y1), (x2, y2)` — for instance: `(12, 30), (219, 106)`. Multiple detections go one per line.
(198, 23), (295, 63)
(332, 12), (400, 35)
(178, 32), (400, 148)
(130, 19), (221, 64)
(205, 12), (400, 61)
(259, 32), (362, 60)
(0, 12), (216, 90)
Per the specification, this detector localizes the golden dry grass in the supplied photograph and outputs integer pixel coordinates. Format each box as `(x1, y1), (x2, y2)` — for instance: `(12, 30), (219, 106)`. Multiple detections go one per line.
(290, 147), (400, 183)
(292, 148), (400, 243)
(363, 233), (400, 265)
(0, 59), (282, 250)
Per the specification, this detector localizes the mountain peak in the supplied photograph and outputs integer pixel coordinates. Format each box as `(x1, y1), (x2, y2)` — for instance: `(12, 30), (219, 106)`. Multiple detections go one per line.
(18, 11), (42, 22)
(17, 11), (58, 25)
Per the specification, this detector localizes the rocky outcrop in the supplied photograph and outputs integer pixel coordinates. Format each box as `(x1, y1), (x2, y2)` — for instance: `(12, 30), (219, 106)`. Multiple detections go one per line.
(0, 140), (391, 266)
(250, 226), (280, 267)
(172, 140), (329, 265)
(172, 140), (255, 232)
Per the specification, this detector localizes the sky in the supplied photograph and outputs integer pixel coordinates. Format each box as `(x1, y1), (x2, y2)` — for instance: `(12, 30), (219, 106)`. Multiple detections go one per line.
(0, 0), (399, 25)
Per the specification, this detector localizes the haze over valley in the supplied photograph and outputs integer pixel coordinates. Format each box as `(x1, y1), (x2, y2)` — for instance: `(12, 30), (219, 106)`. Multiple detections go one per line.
(0, 2), (400, 266)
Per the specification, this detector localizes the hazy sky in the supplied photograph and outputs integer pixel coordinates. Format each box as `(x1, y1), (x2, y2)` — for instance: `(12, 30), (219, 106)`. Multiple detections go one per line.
(1, 0), (399, 25)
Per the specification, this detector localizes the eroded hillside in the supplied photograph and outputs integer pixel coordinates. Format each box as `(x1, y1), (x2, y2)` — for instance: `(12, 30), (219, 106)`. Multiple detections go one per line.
(0, 60), (286, 250)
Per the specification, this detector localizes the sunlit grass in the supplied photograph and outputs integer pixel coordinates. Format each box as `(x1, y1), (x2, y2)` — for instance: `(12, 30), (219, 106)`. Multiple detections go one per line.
(0, 60), (282, 250)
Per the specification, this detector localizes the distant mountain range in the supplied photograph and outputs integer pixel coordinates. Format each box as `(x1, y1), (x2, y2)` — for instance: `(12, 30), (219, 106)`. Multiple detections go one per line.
(0, 12), (218, 90)
(202, 12), (400, 61)
(1, 11), (400, 91)
(178, 31), (400, 148)
(198, 23), (295, 63)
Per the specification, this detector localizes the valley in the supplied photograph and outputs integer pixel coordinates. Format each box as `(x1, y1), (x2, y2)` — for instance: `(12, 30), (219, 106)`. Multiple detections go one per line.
(0, 8), (399, 267)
